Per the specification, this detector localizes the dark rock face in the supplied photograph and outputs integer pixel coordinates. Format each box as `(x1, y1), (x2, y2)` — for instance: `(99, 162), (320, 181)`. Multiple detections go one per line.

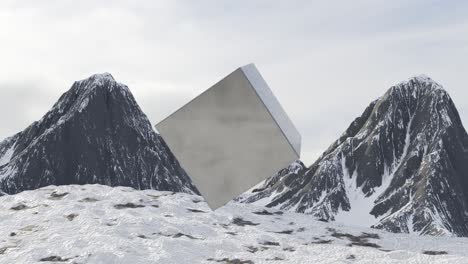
(240, 75), (468, 236)
(0, 73), (198, 194)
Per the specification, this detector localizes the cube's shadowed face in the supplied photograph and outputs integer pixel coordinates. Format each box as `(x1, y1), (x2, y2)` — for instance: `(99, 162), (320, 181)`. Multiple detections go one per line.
(156, 64), (301, 210)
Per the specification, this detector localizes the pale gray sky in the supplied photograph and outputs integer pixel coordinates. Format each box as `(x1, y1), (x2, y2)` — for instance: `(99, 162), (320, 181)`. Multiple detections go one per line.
(1, 0), (467, 165)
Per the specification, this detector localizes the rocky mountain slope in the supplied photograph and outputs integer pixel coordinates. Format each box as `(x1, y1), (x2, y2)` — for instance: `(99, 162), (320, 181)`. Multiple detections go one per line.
(1, 184), (467, 263)
(240, 75), (468, 237)
(0, 73), (197, 194)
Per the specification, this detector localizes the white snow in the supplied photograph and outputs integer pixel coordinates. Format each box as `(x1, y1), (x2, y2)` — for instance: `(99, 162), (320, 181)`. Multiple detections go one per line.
(0, 164), (17, 181)
(78, 98), (89, 113)
(0, 143), (15, 166)
(251, 188), (281, 207)
(398, 75), (443, 90)
(76, 73), (130, 95)
(0, 143), (17, 180)
(334, 156), (388, 227)
(242, 161), (304, 208)
(335, 113), (416, 229)
(1, 184), (467, 264)
(440, 108), (453, 126)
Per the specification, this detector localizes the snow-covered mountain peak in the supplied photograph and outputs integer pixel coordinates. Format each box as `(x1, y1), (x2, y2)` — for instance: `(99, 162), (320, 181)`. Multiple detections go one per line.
(29, 73), (137, 139)
(79, 72), (116, 85)
(73, 72), (129, 96)
(405, 74), (441, 87)
(90, 72), (115, 81)
(408, 74), (436, 84)
(388, 74), (445, 98)
(0, 74), (197, 195)
(241, 76), (468, 237)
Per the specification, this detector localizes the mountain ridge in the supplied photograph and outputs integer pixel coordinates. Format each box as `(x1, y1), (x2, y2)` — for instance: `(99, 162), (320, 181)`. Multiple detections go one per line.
(0, 73), (197, 194)
(240, 75), (468, 236)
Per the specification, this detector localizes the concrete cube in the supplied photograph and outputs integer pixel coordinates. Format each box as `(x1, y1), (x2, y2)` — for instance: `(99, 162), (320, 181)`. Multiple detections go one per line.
(156, 64), (301, 209)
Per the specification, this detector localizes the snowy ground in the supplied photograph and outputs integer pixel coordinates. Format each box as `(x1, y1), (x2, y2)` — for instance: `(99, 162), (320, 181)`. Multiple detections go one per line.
(1, 185), (467, 264)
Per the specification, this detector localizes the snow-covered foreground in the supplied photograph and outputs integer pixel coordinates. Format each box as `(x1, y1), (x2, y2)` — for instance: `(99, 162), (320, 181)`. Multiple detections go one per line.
(0, 185), (467, 264)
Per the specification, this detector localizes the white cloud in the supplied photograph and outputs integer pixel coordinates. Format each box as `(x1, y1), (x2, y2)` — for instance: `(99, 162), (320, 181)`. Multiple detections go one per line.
(1, 0), (467, 165)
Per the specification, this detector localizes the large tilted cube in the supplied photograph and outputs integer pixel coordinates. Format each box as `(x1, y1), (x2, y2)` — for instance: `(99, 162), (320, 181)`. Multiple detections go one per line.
(156, 64), (301, 209)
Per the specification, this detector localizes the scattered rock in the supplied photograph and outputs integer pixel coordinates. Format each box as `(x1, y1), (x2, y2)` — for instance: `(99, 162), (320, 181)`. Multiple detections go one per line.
(266, 257), (284, 261)
(9, 232), (16, 237)
(207, 257), (254, 264)
(296, 227), (306, 232)
(79, 197), (99, 203)
(219, 223), (230, 229)
(0, 247), (12, 255)
(192, 199), (202, 203)
(65, 213), (78, 221)
(379, 249), (392, 252)
(225, 232), (237, 236)
(246, 246), (259, 253)
(247, 244), (285, 253)
(49, 191), (69, 200)
(137, 235), (148, 239)
(113, 203), (145, 209)
(348, 242), (381, 249)
(360, 232), (380, 239)
(187, 208), (207, 213)
(422, 250), (448, 255)
(272, 230), (293, 235)
(172, 233), (201, 240)
(232, 217), (259, 227)
(39, 256), (71, 262)
(260, 241), (280, 247)
(10, 203), (28, 211)
(308, 239), (332, 245)
(252, 210), (283, 216)
(283, 247), (295, 252)
(156, 232), (202, 240)
(151, 204), (159, 208)
(330, 231), (381, 248)
(346, 254), (356, 260)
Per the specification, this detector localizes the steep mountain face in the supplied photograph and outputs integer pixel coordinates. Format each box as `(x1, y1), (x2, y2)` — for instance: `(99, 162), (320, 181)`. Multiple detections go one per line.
(240, 75), (468, 236)
(0, 73), (197, 194)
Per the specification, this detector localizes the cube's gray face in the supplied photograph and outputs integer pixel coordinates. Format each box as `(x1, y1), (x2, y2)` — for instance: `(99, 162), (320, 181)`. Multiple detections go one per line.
(156, 64), (301, 210)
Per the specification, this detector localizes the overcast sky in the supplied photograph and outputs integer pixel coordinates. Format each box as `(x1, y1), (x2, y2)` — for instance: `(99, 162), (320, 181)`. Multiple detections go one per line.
(1, 0), (467, 165)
